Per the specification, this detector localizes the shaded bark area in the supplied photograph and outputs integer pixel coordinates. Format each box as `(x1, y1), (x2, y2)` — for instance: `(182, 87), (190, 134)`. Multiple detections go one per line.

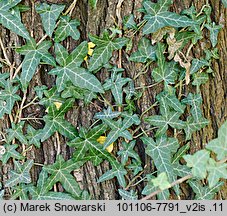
(0, 0), (226, 199)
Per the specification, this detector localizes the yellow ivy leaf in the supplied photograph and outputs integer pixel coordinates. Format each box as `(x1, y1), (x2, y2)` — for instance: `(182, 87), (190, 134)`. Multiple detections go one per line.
(97, 135), (114, 153)
(54, 101), (62, 110)
(84, 42), (96, 61)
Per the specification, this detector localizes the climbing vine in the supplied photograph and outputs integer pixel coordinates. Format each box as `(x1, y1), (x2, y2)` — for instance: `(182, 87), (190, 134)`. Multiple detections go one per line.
(0, 0), (226, 200)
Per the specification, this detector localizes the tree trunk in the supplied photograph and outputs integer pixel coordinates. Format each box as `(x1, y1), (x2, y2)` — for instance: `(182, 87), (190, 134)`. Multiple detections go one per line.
(0, 0), (226, 199)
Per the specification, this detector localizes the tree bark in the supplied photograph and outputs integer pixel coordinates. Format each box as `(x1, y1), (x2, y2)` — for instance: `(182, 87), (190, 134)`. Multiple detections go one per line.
(0, 0), (226, 199)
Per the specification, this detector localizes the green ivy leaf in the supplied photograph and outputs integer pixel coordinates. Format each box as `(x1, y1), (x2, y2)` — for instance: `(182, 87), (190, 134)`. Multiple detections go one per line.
(151, 172), (171, 190)
(142, 0), (195, 34)
(0, 72), (9, 88)
(205, 22), (222, 47)
(17, 40), (56, 89)
(26, 125), (42, 148)
(222, 0), (227, 7)
(50, 42), (103, 93)
(190, 59), (209, 74)
(182, 93), (203, 122)
(10, 184), (29, 200)
(0, 0), (22, 10)
(28, 170), (74, 200)
(97, 162), (127, 187)
(189, 180), (224, 200)
(142, 174), (170, 200)
(127, 159), (143, 176)
(192, 72), (209, 87)
(5, 159), (33, 187)
(6, 122), (27, 144)
(36, 3), (65, 37)
(145, 107), (185, 137)
(55, 15), (80, 42)
(0, 5), (30, 39)
(0, 79), (21, 118)
(103, 114), (140, 149)
(184, 116), (209, 141)
(118, 189), (138, 200)
(123, 14), (137, 30)
(68, 124), (108, 162)
(88, 31), (128, 72)
(206, 121), (227, 160)
(103, 68), (131, 105)
(40, 99), (78, 141)
(94, 107), (121, 120)
(207, 158), (227, 188)
(117, 140), (141, 165)
(89, 0), (98, 9)
(184, 149), (210, 179)
(152, 43), (179, 85)
(142, 136), (179, 194)
(129, 38), (156, 63)
(43, 155), (83, 197)
(54, 42), (69, 66)
(0, 143), (24, 165)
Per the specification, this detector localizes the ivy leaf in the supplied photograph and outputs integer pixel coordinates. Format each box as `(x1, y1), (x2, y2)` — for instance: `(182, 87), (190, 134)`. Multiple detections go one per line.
(0, 79), (21, 117)
(55, 15), (80, 42)
(222, 0), (227, 7)
(103, 68), (131, 105)
(36, 3), (65, 37)
(129, 38), (156, 63)
(6, 122), (27, 144)
(142, 0), (195, 34)
(43, 155), (83, 197)
(151, 172), (171, 191)
(89, 0), (98, 9)
(142, 136), (179, 193)
(206, 121), (227, 160)
(88, 31), (128, 72)
(145, 109), (185, 137)
(103, 114), (140, 149)
(190, 58), (209, 74)
(17, 40), (56, 89)
(192, 72), (209, 87)
(50, 42), (103, 93)
(28, 170), (74, 200)
(206, 158), (227, 188)
(0, 72), (9, 88)
(5, 160), (33, 187)
(189, 180), (224, 200)
(0, 143), (24, 165)
(40, 99), (78, 141)
(97, 162), (127, 187)
(182, 93), (203, 122)
(184, 116), (209, 141)
(68, 124), (108, 162)
(205, 22), (222, 47)
(10, 184), (29, 200)
(172, 162), (191, 177)
(183, 149), (210, 179)
(0, 0), (23, 10)
(118, 189), (138, 200)
(117, 140), (141, 165)
(152, 43), (179, 85)
(0, 6), (30, 39)
(142, 174), (170, 200)
(127, 159), (143, 176)
(54, 42), (69, 66)
(94, 107), (121, 120)
(26, 125), (42, 148)
(123, 14), (137, 30)
(39, 86), (64, 107)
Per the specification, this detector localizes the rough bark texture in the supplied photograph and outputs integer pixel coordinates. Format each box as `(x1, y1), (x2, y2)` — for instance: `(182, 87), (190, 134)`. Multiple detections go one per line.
(0, 0), (226, 199)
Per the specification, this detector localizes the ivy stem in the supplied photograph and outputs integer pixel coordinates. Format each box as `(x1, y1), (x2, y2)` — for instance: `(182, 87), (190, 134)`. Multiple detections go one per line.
(140, 102), (158, 119)
(135, 82), (161, 90)
(133, 127), (157, 139)
(0, 37), (11, 66)
(140, 174), (193, 200)
(125, 168), (145, 190)
(21, 96), (38, 110)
